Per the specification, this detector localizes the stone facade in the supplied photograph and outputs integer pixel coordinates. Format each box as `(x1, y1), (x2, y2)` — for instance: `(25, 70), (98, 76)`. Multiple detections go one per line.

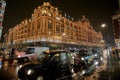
(4, 2), (103, 47)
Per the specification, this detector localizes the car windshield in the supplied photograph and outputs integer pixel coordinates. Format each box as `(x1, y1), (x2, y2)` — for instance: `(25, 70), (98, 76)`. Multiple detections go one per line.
(37, 51), (69, 63)
(20, 47), (35, 54)
(37, 52), (51, 62)
(50, 53), (60, 62)
(26, 48), (35, 54)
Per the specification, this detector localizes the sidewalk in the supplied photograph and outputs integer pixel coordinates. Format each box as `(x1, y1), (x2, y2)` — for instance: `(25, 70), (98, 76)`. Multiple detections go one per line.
(97, 49), (120, 80)
(84, 58), (107, 80)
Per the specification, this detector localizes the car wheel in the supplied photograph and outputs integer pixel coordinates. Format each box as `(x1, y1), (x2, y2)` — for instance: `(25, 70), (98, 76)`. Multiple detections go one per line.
(36, 76), (44, 80)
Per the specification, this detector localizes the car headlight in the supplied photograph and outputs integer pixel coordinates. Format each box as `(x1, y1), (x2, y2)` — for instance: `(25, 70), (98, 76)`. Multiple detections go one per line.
(94, 61), (99, 66)
(80, 70), (86, 76)
(100, 57), (103, 61)
(94, 54), (97, 57)
(19, 65), (22, 69)
(17, 65), (23, 70)
(82, 70), (86, 74)
(81, 57), (84, 60)
(27, 69), (33, 75)
(18, 55), (21, 58)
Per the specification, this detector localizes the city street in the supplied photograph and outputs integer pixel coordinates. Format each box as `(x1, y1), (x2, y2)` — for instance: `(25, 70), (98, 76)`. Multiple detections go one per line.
(0, 61), (94, 80)
(0, 50), (104, 80)
(0, 61), (76, 80)
(0, 49), (120, 80)
(0, 60), (76, 80)
(98, 49), (120, 80)
(0, 0), (119, 80)
(0, 61), (20, 80)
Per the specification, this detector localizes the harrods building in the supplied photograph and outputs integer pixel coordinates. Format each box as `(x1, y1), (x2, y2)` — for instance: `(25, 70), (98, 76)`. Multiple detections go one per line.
(4, 2), (103, 48)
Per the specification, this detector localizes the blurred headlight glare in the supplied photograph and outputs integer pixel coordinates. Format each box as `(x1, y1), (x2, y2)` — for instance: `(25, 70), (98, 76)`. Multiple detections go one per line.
(27, 69), (33, 75)
(19, 65), (22, 69)
(81, 57), (84, 60)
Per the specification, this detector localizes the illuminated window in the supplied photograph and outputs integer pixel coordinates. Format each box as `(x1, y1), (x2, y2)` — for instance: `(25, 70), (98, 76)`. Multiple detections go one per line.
(61, 24), (64, 32)
(48, 13), (51, 17)
(48, 20), (52, 29)
(66, 21), (69, 25)
(48, 20), (52, 23)
(56, 16), (60, 20)
(42, 10), (46, 14)
(48, 31), (51, 35)
(56, 22), (60, 36)
(56, 22), (59, 26)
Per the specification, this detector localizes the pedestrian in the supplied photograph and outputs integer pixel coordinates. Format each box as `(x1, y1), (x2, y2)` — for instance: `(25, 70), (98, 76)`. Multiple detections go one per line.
(112, 50), (115, 60)
(119, 50), (120, 59)
(116, 49), (120, 60)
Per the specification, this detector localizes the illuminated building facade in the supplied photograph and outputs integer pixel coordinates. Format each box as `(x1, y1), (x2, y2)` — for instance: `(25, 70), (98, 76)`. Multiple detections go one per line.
(112, 11), (120, 48)
(4, 2), (103, 47)
(112, 0), (120, 48)
(0, 0), (6, 39)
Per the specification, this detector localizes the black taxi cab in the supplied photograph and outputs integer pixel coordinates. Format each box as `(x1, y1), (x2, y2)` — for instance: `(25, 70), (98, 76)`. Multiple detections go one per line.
(18, 50), (74, 80)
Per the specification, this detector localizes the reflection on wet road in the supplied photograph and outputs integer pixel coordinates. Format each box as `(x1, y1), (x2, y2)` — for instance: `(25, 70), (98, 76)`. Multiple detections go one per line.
(0, 61), (82, 80)
(0, 49), (108, 80)
(0, 61), (20, 80)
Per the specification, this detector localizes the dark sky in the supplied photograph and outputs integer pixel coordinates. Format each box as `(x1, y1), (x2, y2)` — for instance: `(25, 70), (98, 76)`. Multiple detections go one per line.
(2, 0), (119, 44)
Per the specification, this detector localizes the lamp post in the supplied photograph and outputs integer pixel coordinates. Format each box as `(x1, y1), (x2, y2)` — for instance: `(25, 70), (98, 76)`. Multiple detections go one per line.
(101, 24), (106, 28)
(100, 23), (109, 48)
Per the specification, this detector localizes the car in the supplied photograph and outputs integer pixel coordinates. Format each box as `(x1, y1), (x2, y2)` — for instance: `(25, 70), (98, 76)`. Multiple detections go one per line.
(18, 50), (74, 80)
(72, 49), (95, 75)
(15, 47), (49, 62)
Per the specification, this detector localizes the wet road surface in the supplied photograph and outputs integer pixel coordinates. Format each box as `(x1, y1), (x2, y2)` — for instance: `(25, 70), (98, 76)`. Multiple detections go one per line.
(0, 61), (20, 80)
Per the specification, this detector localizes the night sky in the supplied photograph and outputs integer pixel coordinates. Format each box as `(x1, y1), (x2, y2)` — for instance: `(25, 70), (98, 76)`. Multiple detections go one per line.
(2, 0), (119, 45)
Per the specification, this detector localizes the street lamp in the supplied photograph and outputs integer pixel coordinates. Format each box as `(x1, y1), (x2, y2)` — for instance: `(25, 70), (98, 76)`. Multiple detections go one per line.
(100, 23), (110, 47)
(101, 23), (106, 28)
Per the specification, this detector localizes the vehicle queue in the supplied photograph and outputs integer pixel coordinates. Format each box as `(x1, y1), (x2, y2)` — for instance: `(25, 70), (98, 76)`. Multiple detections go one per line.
(16, 47), (103, 80)
(0, 47), (103, 80)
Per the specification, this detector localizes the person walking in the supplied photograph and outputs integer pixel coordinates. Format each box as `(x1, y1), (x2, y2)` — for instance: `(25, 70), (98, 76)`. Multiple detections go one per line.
(112, 50), (116, 60)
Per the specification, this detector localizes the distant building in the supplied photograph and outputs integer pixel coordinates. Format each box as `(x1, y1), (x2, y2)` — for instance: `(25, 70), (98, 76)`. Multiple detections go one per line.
(0, 0), (6, 39)
(112, 11), (120, 48)
(4, 2), (103, 48)
(112, 0), (120, 48)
